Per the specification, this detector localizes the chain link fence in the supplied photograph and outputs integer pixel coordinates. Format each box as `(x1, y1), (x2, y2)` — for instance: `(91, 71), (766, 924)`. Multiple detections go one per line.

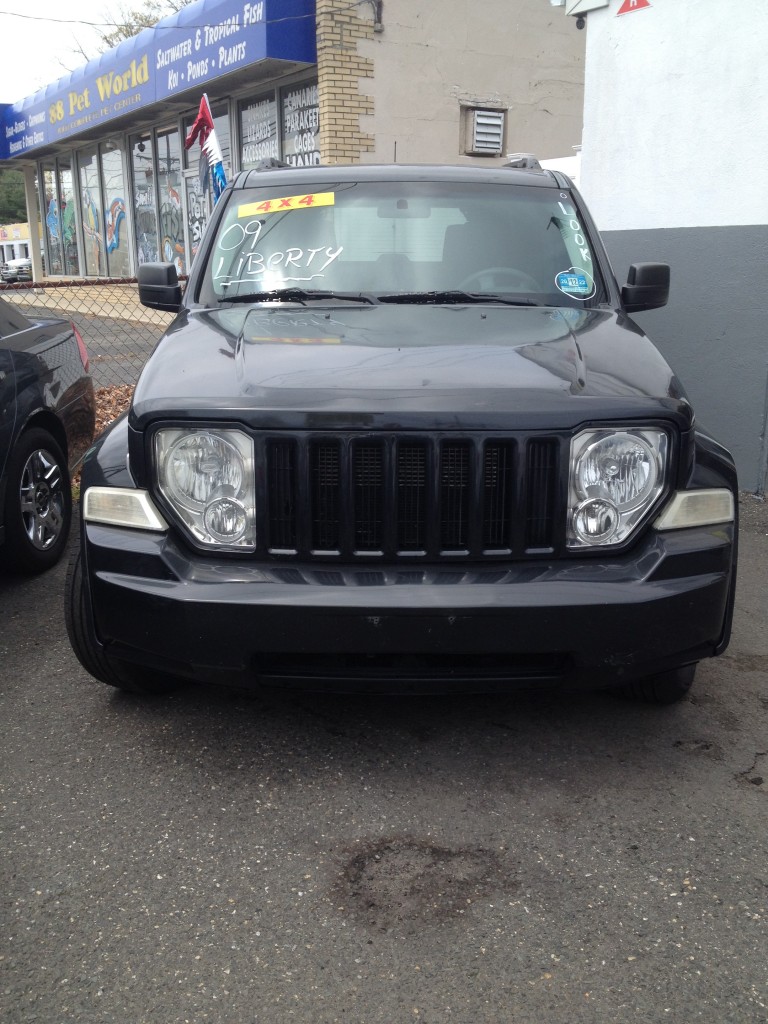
(0, 279), (179, 389)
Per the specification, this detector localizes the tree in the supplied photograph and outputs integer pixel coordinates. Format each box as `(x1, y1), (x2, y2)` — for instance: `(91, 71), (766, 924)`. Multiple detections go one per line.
(98, 0), (193, 51)
(0, 169), (28, 225)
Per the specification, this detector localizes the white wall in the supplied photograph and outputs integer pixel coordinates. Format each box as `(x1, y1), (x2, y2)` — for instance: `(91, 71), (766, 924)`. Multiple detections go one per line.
(579, 2), (768, 230)
(576, 0), (768, 492)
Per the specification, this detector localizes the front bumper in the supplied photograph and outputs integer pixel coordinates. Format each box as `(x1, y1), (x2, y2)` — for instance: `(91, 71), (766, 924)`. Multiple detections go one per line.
(80, 519), (736, 693)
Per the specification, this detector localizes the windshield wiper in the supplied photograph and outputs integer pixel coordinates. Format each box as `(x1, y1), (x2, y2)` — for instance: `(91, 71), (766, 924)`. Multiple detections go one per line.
(222, 287), (375, 305)
(376, 290), (539, 306)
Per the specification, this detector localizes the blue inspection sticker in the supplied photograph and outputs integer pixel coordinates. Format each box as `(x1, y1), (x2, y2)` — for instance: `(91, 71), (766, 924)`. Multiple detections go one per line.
(555, 267), (595, 299)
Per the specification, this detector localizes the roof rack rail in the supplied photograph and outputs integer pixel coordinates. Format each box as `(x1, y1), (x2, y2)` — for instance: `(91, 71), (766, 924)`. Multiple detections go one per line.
(253, 158), (292, 171)
(503, 153), (542, 170)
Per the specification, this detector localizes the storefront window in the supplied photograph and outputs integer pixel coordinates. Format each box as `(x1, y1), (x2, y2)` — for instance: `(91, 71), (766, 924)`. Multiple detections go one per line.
(79, 147), (103, 276)
(184, 173), (209, 267)
(58, 159), (80, 275)
(132, 133), (159, 265)
(157, 127), (186, 273)
(41, 163), (63, 276)
(281, 80), (320, 167)
(101, 145), (130, 278)
(239, 94), (278, 169)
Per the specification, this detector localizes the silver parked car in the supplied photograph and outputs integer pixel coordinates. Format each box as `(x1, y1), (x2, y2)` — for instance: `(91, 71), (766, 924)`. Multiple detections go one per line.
(1, 257), (33, 283)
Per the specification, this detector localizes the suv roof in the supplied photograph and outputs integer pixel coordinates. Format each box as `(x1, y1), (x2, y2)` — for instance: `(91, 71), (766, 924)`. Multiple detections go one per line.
(237, 162), (571, 192)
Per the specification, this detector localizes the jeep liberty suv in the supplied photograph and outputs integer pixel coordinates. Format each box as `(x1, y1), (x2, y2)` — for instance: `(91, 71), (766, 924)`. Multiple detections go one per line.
(66, 163), (738, 703)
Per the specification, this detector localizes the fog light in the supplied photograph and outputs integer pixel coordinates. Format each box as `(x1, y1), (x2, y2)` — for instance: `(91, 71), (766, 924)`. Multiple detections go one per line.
(572, 497), (619, 544)
(203, 496), (248, 542)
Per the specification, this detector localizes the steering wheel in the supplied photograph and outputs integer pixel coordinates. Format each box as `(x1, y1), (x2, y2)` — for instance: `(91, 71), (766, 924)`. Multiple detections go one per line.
(459, 266), (539, 292)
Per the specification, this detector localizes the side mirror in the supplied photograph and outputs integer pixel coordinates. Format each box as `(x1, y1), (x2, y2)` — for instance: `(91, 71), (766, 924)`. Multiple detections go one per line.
(621, 262), (670, 313)
(138, 263), (182, 312)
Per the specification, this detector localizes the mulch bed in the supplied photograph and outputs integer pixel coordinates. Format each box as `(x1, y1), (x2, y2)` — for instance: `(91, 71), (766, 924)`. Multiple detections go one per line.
(94, 384), (135, 434)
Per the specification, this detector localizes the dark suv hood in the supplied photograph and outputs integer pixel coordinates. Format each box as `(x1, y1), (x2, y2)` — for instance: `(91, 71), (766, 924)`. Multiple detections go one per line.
(132, 303), (691, 431)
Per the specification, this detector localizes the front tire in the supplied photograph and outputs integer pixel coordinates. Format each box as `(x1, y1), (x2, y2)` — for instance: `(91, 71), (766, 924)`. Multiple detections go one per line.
(618, 664), (697, 704)
(2, 428), (71, 573)
(65, 536), (181, 695)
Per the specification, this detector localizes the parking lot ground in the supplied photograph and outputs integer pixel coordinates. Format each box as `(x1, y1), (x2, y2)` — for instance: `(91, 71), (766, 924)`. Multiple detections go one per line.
(1, 497), (766, 1024)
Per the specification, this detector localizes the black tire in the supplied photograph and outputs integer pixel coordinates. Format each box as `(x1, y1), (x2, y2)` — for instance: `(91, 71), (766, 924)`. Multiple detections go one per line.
(1, 427), (71, 573)
(65, 535), (181, 695)
(618, 664), (697, 705)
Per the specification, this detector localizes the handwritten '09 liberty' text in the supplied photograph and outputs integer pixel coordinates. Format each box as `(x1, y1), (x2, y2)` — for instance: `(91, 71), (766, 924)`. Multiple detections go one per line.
(213, 218), (342, 284)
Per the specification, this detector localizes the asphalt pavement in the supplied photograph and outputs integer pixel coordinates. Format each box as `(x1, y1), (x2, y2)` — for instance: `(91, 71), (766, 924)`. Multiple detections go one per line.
(2, 497), (766, 1024)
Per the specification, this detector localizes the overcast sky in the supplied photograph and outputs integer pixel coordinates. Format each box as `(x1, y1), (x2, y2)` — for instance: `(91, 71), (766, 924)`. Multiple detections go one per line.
(0, 3), (115, 103)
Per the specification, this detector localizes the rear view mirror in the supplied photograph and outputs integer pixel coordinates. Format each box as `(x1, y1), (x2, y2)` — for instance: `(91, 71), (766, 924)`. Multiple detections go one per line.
(376, 199), (431, 218)
(621, 262), (670, 313)
(138, 263), (182, 312)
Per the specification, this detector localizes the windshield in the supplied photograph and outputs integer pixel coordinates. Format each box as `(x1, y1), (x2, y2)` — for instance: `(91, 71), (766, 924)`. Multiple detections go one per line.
(200, 180), (607, 307)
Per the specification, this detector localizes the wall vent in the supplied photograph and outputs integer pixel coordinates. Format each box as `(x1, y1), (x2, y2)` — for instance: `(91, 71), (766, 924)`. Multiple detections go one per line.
(468, 109), (505, 156)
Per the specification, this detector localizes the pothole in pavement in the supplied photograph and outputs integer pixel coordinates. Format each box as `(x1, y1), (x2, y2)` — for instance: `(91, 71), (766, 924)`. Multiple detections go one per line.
(334, 835), (514, 931)
(736, 751), (767, 791)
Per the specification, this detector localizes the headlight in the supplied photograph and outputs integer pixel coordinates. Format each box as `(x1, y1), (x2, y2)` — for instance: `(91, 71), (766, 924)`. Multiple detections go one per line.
(155, 428), (255, 549)
(568, 428), (668, 548)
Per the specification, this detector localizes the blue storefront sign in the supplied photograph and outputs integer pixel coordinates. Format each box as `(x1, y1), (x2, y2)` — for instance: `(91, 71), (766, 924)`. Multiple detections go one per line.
(0, 0), (316, 161)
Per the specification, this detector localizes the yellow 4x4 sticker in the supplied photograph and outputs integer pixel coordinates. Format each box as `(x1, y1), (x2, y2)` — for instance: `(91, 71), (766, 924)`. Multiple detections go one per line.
(237, 192), (335, 218)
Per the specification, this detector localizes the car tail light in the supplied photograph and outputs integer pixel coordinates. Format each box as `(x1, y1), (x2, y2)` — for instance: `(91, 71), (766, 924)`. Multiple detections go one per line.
(72, 324), (90, 373)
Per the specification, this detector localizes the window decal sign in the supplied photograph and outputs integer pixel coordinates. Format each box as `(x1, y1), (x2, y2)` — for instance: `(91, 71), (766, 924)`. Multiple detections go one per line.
(240, 96), (278, 168)
(237, 192), (335, 217)
(282, 84), (320, 166)
(555, 267), (595, 299)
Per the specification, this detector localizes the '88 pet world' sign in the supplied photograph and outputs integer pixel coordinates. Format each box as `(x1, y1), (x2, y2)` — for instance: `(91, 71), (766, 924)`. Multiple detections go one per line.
(1, 0), (316, 160)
